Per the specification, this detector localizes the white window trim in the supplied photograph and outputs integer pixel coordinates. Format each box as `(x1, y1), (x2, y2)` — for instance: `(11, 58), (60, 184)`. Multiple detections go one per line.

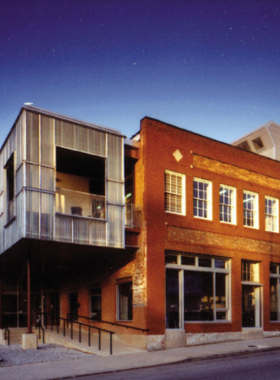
(193, 177), (212, 220)
(265, 196), (279, 233)
(166, 254), (231, 323)
(219, 184), (237, 225)
(164, 170), (186, 216)
(270, 264), (280, 322)
(243, 190), (259, 229)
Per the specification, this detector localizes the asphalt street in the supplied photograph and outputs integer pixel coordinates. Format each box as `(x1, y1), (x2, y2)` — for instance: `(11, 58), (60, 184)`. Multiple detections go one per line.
(62, 350), (280, 380)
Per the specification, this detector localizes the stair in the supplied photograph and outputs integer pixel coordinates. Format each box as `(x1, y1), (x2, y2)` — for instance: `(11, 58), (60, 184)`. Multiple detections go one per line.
(8, 328), (27, 345)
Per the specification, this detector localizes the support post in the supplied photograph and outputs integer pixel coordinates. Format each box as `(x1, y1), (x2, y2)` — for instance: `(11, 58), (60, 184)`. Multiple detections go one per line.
(27, 258), (31, 334)
(0, 274), (2, 329)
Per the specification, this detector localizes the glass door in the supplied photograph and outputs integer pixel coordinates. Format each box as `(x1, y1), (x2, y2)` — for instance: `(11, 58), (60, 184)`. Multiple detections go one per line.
(242, 285), (262, 328)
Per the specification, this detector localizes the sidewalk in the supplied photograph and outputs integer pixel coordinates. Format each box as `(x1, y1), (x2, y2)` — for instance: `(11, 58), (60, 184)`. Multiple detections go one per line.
(1, 336), (280, 380)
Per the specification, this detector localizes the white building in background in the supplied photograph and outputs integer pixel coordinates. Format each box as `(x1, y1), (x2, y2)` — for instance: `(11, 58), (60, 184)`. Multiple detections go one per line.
(232, 120), (280, 160)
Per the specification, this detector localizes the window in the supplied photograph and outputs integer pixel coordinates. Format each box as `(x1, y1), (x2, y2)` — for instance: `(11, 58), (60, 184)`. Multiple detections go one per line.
(90, 286), (101, 321)
(242, 261), (259, 282)
(243, 191), (258, 228)
(117, 281), (133, 321)
(236, 140), (251, 151)
(165, 253), (230, 323)
(265, 196), (279, 233)
(270, 263), (280, 321)
(193, 178), (212, 220)
(219, 185), (236, 224)
(252, 137), (264, 150)
(164, 170), (185, 215)
(5, 153), (15, 221)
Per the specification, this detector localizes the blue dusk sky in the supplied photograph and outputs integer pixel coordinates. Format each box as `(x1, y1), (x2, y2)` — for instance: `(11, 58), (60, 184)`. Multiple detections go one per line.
(1, 0), (280, 146)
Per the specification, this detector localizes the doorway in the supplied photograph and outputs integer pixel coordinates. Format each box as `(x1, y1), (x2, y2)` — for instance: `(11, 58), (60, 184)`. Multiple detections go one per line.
(69, 292), (79, 321)
(242, 285), (262, 328)
(43, 291), (60, 326)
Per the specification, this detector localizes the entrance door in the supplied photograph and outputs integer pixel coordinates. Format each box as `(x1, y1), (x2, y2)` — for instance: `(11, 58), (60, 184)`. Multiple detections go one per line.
(69, 292), (79, 321)
(242, 285), (261, 328)
(43, 291), (60, 326)
(166, 269), (180, 328)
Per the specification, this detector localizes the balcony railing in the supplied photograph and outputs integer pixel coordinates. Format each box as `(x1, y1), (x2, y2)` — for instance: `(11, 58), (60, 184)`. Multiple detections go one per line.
(56, 188), (106, 219)
(125, 203), (141, 229)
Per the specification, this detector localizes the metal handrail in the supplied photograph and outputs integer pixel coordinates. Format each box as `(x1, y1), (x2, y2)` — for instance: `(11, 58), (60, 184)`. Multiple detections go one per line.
(36, 314), (45, 343)
(78, 315), (149, 333)
(46, 313), (114, 355)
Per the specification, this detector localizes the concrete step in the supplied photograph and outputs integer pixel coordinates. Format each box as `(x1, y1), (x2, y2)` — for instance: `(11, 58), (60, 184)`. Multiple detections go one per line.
(8, 328), (27, 345)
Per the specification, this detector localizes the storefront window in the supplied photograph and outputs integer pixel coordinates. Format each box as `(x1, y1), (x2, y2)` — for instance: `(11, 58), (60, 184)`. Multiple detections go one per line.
(165, 252), (230, 326)
(270, 263), (280, 321)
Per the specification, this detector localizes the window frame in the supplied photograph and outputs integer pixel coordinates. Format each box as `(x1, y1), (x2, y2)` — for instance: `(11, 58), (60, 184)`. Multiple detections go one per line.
(164, 170), (186, 216)
(193, 178), (212, 220)
(165, 253), (231, 323)
(116, 280), (133, 322)
(265, 196), (279, 233)
(243, 191), (259, 229)
(270, 263), (280, 321)
(89, 285), (102, 321)
(219, 184), (237, 225)
(241, 260), (260, 283)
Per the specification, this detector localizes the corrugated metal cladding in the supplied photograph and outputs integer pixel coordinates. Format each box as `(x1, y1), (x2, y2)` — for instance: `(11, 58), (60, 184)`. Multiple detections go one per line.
(0, 109), (125, 253)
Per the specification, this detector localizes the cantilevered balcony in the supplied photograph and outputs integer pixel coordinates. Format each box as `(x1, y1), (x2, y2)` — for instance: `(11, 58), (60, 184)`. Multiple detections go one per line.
(55, 188), (107, 246)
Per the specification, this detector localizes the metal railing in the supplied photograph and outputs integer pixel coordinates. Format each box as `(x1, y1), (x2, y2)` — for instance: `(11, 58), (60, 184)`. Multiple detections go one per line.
(46, 313), (115, 355)
(125, 203), (141, 229)
(36, 314), (45, 343)
(78, 315), (149, 333)
(56, 188), (106, 219)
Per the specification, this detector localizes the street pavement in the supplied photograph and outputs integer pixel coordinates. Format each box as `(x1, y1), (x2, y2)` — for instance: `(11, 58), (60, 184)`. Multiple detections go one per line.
(1, 336), (280, 380)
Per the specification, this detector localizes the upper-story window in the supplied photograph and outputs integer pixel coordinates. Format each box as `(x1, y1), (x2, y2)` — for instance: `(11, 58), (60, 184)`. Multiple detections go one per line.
(241, 260), (259, 282)
(265, 196), (279, 233)
(164, 170), (185, 215)
(193, 178), (212, 220)
(219, 185), (236, 224)
(5, 153), (15, 222)
(243, 191), (258, 229)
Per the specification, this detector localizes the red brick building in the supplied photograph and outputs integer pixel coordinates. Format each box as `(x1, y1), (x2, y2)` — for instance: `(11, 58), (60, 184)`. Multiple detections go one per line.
(1, 108), (280, 350)
(127, 116), (280, 348)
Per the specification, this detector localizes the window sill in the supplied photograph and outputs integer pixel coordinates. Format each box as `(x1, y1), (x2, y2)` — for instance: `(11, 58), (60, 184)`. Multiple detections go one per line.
(184, 320), (231, 324)
(165, 211), (185, 216)
(243, 225), (259, 230)
(194, 216), (213, 221)
(4, 216), (16, 229)
(265, 229), (279, 234)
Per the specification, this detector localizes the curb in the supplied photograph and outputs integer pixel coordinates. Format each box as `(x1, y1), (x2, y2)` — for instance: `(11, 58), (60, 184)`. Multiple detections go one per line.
(53, 345), (280, 380)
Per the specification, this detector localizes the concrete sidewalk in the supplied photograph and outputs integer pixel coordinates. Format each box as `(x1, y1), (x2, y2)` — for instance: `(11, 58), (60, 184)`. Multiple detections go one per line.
(1, 336), (280, 380)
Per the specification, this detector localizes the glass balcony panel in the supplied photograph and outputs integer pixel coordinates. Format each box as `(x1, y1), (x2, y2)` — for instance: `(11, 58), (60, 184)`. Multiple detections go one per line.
(56, 188), (106, 219)
(125, 203), (141, 228)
